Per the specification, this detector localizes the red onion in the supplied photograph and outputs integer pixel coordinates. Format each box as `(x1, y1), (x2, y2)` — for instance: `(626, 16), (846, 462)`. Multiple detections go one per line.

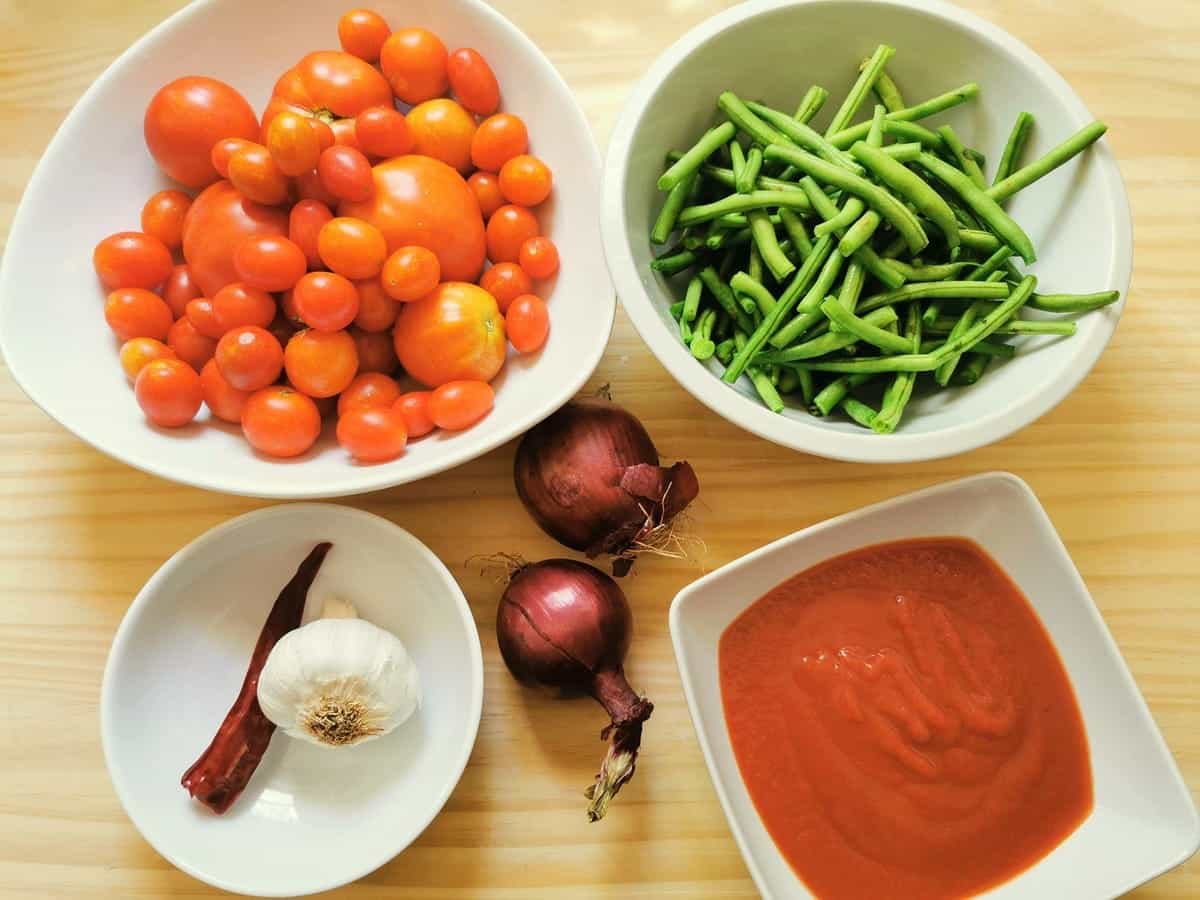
(496, 558), (652, 821)
(514, 397), (699, 575)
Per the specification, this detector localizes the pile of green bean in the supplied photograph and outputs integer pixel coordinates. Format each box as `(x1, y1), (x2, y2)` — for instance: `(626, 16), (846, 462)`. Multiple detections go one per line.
(649, 45), (1119, 433)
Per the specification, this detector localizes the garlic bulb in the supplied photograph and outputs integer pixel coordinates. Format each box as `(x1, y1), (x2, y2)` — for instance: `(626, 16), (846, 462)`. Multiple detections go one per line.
(256, 596), (420, 748)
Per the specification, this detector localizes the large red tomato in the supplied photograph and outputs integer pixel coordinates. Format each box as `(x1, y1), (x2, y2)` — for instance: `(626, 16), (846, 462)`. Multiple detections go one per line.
(144, 77), (260, 188)
(182, 181), (289, 297)
(261, 51), (393, 138)
(340, 156), (486, 282)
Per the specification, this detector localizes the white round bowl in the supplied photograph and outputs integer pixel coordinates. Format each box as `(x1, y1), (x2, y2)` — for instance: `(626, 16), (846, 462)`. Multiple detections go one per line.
(100, 504), (483, 896)
(602, 0), (1131, 463)
(0, 0), (612, 498)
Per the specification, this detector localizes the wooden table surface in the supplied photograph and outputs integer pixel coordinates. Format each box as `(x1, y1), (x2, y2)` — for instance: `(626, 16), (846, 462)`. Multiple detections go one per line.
(1, 0), (1198, 896)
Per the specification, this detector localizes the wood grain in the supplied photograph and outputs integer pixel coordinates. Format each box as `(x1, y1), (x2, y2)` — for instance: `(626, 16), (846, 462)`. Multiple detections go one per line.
(1, 0), (1198, 896)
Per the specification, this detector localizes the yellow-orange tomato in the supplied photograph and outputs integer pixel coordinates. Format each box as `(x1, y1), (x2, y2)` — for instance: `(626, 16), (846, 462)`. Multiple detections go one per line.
(284, 328), (359, 398)
(499, 154), (553, 207)
(470, 113), (528, 173)
(317, 216), (388, 279)
(406, 99), (476, 174)
(141, 190), (192, 249)
(380, 27), (448, 105)
(119, 338), (176, 381)
(393, 282), (506, 387)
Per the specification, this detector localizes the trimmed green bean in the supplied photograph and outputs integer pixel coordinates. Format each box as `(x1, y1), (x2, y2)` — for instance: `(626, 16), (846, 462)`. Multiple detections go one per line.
(749, 210), (796, 281)
(857, 246), (907, 290)
(821, 298), (912, 353)
(838, 211), (881, 257)
(749, 367), (785, 412)
(882, 120), (947, 151)
(797, 370), (816, 404)
(728, 140), (747, 187)
(938, 124), (987, 188)
(923, 243), (1012, 325)
(765, 144), (929, 253)
(960, 228), (1002, 253)
(778, 208), (814, 259)
(795, 85), (829, 124)
(699, 266), (755, 333)
(659, 122), (736, 191)
(777, 368), (799, 394)
(650, 248), (697, 276)
(738, 147), (763, 194)
(678, 190), (814, 228)
(994, 112), (1034, 186)
(706, 225), (748, 251)
(886, 260), (974, 281)
(988, 121), (1108, 203)
(838, 261), (867, 313)
(934, 301), (985, 385)
(857, 280), (1009, 316)
(850, 141), (960, 247)
(1029, 290), (1120, 313)
(800, 176), (839, 220)
(826, 44), (896, 137)
(747, 101), (863, 172)
(747, 243), (764, 289)
(731, 271), (778, 316)
(669, 300), (684, 320)
(828, 83), (980, 148)
(760, 307), (898, 362)
(885, 142), (922, 163)
(916, 152), (1036, 263)
(716, 212), (782, 229)
(815, 198), (866, 238)
(867, 104), (886, 147)
(770, 249), (845, 347)
(842, 397), (879, 428)
(920, 338), (1015, 359)
(715, 338), (736, 365)
(717, 92), (789, 148)
(651, 172), (698, 244)
(873, 302), (923, 433)
(809, 372), (870, 416)
(953, 353), (991, 385)
(873, 68), (906, 113)
(681, 275), (703, 324)
(927, 318), (1077, 336)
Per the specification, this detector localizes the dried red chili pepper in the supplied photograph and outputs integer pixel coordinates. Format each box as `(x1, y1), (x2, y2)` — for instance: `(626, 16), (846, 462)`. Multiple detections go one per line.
(181, 542), (331, 814)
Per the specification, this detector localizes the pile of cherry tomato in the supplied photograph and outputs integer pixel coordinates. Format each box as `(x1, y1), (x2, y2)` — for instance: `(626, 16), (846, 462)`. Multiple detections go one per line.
(92, 7), (558, 463)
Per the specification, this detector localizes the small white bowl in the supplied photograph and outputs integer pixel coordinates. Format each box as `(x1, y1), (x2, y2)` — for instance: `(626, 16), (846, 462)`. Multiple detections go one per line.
(100, 504), (483, 897)
(669, 473), (1197, 898)
(602, 0), (1131, 463)
(0, 0), (612, 498)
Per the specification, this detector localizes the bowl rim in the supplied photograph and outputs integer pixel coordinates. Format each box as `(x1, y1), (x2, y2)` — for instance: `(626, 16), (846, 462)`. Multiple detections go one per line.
(98, 502), (485, 897)
(668, 471), (1200, 898)
(0, 0), (613, 499)
(601, 0), (1133, 464)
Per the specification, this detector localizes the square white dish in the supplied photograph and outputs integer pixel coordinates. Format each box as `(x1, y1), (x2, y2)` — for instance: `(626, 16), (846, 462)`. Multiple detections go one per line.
(669, 472), (1198, 898)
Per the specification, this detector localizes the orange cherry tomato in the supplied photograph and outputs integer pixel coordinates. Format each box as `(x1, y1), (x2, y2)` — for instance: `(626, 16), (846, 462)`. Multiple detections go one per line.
(140, 190), (192, 249)
(354, 106), (413, 158)
(182, 181), (289, 298)
(288, 199), (334, 269)
(228, 143), (290, 206)
(353, 277), (398, 332)
(506, 293), (550, 353)
(486, 204), (539, 264)
(393, 391), (435, 438)
(317, 145), (374, 202)
(337, 372), (401, 416)
(393, 281), (505, 387)
(381, 245), (440, 302)
(341, 156), (486, 282)
(267, 111), (323, 177)
(135, 358), (203, 427)
(94, 232), (173, 290)
(215, 326), (284, 392)
(478, 262), (532, 313)
(292, 271), (360, 332)
(466, 171), (505, 220)
(212, 282), (277, 333)
(446, 48), (500, 116)
(231, 235), (307, 293)
(186, 297), (225, 339)
(119, 338), (176, 382)
(406, 99), (476, 174)
(211, 137), (255, 180)
(470, 113), (528, 173)
(352, 328), (398, 373)
(317, 216), (388, 280)
(105, 288), (173, 342)
(162, 264), (202, 319)
(200, 358), (251, 423)
(429, 380), (494, 430)
(337, 406), (408, 462)
(380, 27), (448, 105)
(338, 8), (391, 63)
(499, 154), (553, 207)
(519, 235), (560, 280)
(284, 329), (359, 398)
(241, 386), (322, 458)
(261, 51), (393, 139)
(294, 168), (340, 207)
(144, 77), (259, 188)
(167, 317), (217, 371)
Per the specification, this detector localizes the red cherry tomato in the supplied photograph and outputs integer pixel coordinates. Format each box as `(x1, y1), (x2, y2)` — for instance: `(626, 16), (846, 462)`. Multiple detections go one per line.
(380, 245), (440, 302)
(200, 358), (251, 423)
(352, 328), (398, 374)
(337, 406), (408, 462)
(212, 282), (277, 332)
(232, 235), (307, 292)
(288, 199), (334, 270)
(144, 77), (259, 188)
(353, 277), (398, 332)
(186, 297), (225, 339)
(429, 380), (494, 430)
(162, 264), (201, 319)
(505, 293), (550, 353)
(134, 358), (203, 427)
(215, 326), (284, 391)
(380, 27), (448, 105)
(141, 190), (192, 249)
(467, 171), (505, 220)
(393, 391), (435, 438)
(119, 338), (176, 382)
(499, 154), (553, 207)
(181, 180), (288, 298)
(317, 145), (374, 203)
(518, 235), (560, 280)
(338, 8), (392, 62)
(167, 317), (217, 370)
(292, 271), (360, 332)
(485, 205), (539, 264)
(337, 372), (402, 416)
(94, 232), (173, 290)
(354, 106), (413, 158)
(478, 262), (532, 313)
(228, 143), (290, 206)
(105, 288), (173, 341)
(446, 48), (500, 116)
(241, 386), (322, 458)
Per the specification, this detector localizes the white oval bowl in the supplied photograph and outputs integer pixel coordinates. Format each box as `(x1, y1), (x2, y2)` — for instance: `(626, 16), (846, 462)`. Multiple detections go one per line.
(602, 0), (1131, 463)
(0, 0), (612, 498)
(100, 504), (484, 896)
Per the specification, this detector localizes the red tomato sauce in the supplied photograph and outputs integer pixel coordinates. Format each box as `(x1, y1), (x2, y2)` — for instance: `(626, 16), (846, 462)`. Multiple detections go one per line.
(719, 538), (1092, 899)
